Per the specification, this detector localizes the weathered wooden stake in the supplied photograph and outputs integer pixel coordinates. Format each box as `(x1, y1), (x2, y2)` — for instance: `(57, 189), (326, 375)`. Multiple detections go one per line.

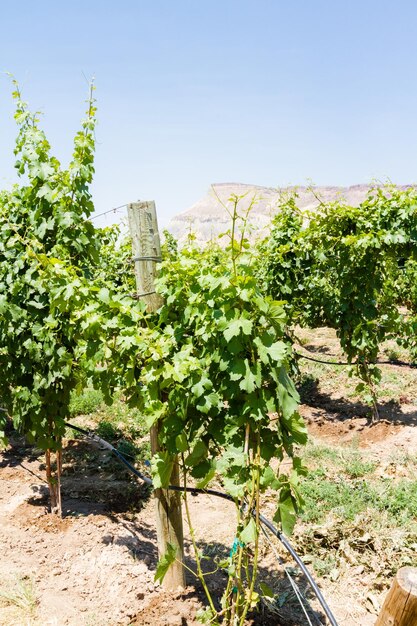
(45, 448), (62, 516)
(128, 201), (186, 590)
(375, 567), (417, 626)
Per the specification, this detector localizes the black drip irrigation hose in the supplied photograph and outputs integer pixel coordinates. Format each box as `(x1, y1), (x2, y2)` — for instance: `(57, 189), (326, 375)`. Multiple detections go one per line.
(64, 420), (339, 626)
(295, 348), (417, 369)
(67, 423), (234, 502)
(259, 514), (337, 626)
(295, 352), (351, 366)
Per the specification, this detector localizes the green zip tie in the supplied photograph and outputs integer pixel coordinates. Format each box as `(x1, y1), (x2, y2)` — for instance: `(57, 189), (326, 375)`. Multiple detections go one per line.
(230, 537), (245, 557)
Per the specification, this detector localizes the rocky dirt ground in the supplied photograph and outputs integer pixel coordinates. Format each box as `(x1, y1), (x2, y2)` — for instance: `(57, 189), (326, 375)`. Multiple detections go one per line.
(301, 409), (417, 625)
(1, 406), (416, 626)
(1, 325), (417, 626)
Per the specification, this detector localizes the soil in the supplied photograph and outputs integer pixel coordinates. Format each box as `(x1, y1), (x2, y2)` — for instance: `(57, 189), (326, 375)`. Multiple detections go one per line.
(1, 398), (416, 626)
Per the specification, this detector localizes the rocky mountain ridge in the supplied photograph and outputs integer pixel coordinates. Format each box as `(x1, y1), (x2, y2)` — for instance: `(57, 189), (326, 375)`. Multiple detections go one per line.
(167, 182), (412, 243)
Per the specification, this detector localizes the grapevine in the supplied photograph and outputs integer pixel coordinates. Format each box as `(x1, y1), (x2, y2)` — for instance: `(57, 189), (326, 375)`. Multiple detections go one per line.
(260, 185), (417, 420)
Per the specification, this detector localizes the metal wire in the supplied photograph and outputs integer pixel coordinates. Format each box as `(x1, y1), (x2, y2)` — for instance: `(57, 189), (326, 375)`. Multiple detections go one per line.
(259, 522), (325, 626)
(134, 291), (157, 298)
(132, 256), (162, 263)
(88, 204), (128, 222)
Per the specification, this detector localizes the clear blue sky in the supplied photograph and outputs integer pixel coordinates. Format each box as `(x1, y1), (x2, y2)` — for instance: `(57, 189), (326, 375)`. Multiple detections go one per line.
(1, 0), (417, 227)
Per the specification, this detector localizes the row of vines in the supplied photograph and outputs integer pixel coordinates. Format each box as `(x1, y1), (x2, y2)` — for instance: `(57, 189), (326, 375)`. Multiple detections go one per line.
(0, 84), (416, 624)
(259, 187), (417, 420)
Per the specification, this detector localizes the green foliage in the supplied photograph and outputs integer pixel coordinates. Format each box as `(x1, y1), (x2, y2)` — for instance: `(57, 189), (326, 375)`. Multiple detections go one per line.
(69, 388), (104, 416)
(154, 543), (178, 584)
(260, 185), (417, 418)
(139, 223), (306, 520)
(93, 225), (136, 295)
(0, 81), (100, 449)
(0, 82), (144, 458)
(0, 575), (38, 617)
(125, 196), (308, 624)
(400, 259), (417, 311)
(0, 85), (306, 620)
(300, 470), (417, 526)
(343, 455), (378, 479)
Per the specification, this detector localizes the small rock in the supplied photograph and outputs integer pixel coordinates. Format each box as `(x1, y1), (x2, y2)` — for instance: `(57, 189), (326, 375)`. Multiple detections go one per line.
(329, 568), (339, 581)
(102, 535), (114, 545)
(365, 592), (380, 614)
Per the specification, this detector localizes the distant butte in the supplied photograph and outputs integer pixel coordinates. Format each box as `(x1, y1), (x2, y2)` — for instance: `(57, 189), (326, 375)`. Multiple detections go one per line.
(167, 182), (413, 243)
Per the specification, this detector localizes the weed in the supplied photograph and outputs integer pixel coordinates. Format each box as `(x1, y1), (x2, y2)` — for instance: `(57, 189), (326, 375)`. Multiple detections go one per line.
(343, 455), (377, 478)
(96, 420), (118, 442)
(69, 388), (104, 416)
(299, 473), (378, 523)
(300, 470), (417, 528)
(378, 479), (417, 523)
(0, 575), (38, 616)
(296, 334), (310, 347)
(302, 442), (340, 464)
(85, 614), (111, 626)
(96, 419), (150, 463)
(384, 346), (401, 362)
(297, 373), (319, 401)
(387, 450), (417, 467)
(97, 393), (147, 440)
(117, 438), (145, 461)
(309, 554), (338, 578)
(69, 391), (148, 452)
(348, 435), (360, 451)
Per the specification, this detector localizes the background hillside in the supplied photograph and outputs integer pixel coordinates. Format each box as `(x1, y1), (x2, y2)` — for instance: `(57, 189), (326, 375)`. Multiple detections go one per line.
(167, 183), (412, 243)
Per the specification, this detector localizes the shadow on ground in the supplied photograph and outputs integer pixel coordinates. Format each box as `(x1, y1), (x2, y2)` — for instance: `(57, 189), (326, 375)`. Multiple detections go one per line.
(299, 376), (417, 428)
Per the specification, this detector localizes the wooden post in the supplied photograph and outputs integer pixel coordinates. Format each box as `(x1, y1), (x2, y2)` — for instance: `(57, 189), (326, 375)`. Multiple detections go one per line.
(45, 448), (62, 516)
(375, 567), (417, 626)
(128, 201), (186, 590)
(128, 201), (164, 312)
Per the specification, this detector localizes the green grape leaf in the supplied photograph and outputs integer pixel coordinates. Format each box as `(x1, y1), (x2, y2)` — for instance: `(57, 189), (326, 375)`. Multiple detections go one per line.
(154, 543), (177, 583)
